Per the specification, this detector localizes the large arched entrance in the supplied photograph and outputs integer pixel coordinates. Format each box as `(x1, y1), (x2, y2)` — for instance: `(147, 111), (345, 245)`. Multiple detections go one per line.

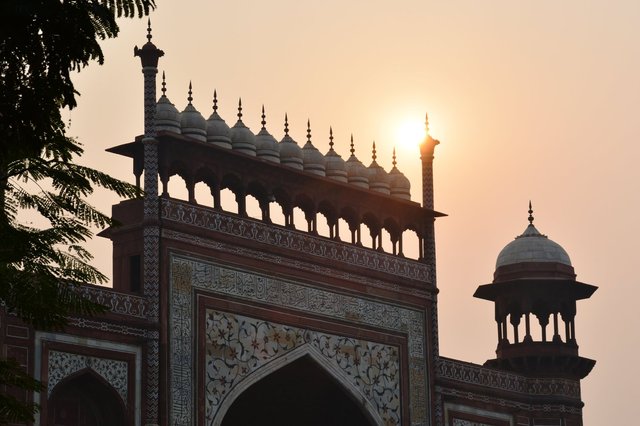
(47, 369), (127, 426)
(221, 356), (375, 426)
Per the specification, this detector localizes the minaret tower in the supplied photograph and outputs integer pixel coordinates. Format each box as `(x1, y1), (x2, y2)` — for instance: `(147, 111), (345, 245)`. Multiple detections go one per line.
(419, 113), (439, 271)
(134, 20), (164, 426)
(474, 203), (597, 379)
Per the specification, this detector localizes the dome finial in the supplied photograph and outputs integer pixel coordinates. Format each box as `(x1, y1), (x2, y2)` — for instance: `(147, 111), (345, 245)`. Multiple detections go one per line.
(329, 127), (334, 150)
(284, 113), (289, 136)
(212, 90), (218, 113)
(528, 201), (534, 225)
(147, 18), (152, 42)
(237, 98), (243, 121)
(372, 141), (377, 162)
(261, 105), (266, 130)
(392, 147), (397, 167)
(306, 119), (312, 143)
(187, 81), (193, 105)
(161, 71), (167, 96)
(425, 112), (430, 135)
(350, 134), (355, 155)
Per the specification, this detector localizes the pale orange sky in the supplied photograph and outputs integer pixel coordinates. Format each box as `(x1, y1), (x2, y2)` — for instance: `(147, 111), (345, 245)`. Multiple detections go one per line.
(65, 2), (639, 424)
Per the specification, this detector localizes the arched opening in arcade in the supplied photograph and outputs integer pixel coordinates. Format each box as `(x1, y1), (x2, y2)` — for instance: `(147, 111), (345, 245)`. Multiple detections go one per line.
(221, 356), (375, 426)
(47, 369), (128, 426)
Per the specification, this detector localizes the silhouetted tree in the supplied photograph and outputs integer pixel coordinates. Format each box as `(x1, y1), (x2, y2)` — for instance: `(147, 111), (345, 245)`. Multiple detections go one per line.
(0, 0), (154, 422)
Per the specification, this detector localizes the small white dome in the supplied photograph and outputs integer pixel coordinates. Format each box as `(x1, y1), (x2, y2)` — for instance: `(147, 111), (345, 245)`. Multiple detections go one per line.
(367, 159), (391, 195)
(205, 92), (231, 148)
(229, 99), (256, 156)
(496, 223), (572, 268)
(279, 115), (303, 170)
(155, 95), (181, 134)
(180, 84), (206, 142)
(389, 166), (411, 200)
(324, 128), (348, 182)
(301, 123), (326, 176)
(255, 129), (280, 163)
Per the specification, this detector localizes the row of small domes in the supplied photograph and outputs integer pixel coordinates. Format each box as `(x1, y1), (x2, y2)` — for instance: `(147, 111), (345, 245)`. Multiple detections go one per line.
(155, 80), (411, 200)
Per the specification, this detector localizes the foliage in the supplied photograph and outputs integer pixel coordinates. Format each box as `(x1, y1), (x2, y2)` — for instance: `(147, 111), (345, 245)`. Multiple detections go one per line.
(0, 0), (154, 422)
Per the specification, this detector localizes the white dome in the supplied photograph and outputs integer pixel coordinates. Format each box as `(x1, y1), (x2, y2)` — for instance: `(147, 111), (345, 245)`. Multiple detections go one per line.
(496, 224), (572, 268)
(279, 116), (303, 170)
(229, 100), (256, 156)
(206, 93), (231, 148)
(155, 95), (181, 134)
(180, 84), (206, 142)
(367, 159), (391, 195)
(388, 166), (411, 200)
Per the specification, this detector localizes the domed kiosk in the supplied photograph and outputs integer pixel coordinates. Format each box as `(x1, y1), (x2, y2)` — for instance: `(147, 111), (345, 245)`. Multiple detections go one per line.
(474, 203), (597, 379)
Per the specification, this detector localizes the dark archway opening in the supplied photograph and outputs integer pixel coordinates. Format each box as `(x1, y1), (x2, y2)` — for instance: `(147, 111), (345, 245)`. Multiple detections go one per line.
(222, 356), (374, 426)
(48, 370), (127, 426)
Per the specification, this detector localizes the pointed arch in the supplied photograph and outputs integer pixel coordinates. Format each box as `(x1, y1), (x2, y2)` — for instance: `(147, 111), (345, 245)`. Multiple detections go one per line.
(214, 344), (383, 426)
(48, 368), (128, 426)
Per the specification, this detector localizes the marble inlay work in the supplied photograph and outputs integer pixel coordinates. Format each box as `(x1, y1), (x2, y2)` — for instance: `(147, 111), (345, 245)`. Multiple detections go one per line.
(162, 198), (432, 283)
(47, 350), (128, 404)
(76, 285), (147, 318)
(436, 357), (580, 398)
(205, 310), (400, 425)
(169, 253), (429, 426)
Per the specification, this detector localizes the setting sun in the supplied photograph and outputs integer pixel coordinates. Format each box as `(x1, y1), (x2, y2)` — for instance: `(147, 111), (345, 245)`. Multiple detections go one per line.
(395, 119), (426, 148)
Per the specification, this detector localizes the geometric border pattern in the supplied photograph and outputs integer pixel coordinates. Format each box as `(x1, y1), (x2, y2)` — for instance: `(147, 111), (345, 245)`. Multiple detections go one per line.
(169, 253), (430, 425)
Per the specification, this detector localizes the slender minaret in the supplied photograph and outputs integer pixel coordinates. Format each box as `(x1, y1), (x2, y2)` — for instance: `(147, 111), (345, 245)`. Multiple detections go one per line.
(134, 20), (163, 426)
(419, 113), (439, 270)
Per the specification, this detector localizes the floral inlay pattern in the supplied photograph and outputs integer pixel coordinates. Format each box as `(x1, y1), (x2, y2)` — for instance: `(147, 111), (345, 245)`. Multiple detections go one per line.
(205, 310), (400, 425)
(47, 350), (128, 404)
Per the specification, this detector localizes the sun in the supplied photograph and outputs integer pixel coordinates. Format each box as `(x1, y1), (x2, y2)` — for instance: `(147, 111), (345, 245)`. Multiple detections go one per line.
(395, 119), (426, 149)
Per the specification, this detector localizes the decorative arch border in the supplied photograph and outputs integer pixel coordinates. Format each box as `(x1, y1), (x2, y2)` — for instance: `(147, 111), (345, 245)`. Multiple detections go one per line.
(33, 332), (142, 426)
(169, 253), (430, 426)
(213, 344), (385, 426)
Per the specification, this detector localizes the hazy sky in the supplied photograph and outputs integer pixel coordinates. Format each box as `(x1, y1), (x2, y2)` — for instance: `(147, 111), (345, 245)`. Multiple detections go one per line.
(65, 2), (639, 424)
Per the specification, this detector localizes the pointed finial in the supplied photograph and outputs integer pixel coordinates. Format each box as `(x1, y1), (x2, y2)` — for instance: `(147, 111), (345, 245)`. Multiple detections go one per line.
(372, 141), (377, 162)
(392, 147), (397, 167)
(147, 18), (152, 42)
(212, 90), (218, 113)
(237, 98), (243, 120)
(425, 112), (430, 135)
(306, 119), (312, 143)
(329, 127), (334, 150)
(261, 105), (266, 130)
(284, 113), (289, 136)
(528, 200), (534, 225)
(187, 81), (193, 104)
(161, 71), (166, 96)
(350, 134), (355, 155)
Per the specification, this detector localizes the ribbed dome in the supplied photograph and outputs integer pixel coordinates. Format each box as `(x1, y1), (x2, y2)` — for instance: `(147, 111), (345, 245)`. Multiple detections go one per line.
(205, 91), (231, 149)
(324, 128), (348, 183)
(279, 115), (303, 170)
(180, 83), (206, 142)
(388, 166), (411, 200)
(345, 136), (369, 188)
(155, 95), (181, 134)
(496, 222), (572, 268)
(301, 121), (326, 176)
(367, 143), (390, 194)
(255, 107), (280, 163)
(229, 99), (256, 156)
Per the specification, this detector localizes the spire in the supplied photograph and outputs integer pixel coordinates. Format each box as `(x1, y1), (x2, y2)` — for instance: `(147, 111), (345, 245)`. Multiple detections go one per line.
(187, 81), (193, 105)
(146, 18), (152, 42)
(237, 98), (243, 121)
(261, 105), (266, 130)
(528, 201), (534, 225)
(212, 90), (218, 113)
(161, 71), (166, 96)
(392, 147), (397, 168)
(284, 113), (289, 136)
(306, 119), (312, 144)
(350, 134), (355, 155)
(425, 112), (430, 136)
(371, 141), (377, 162)
(329, 127), (334, 151)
